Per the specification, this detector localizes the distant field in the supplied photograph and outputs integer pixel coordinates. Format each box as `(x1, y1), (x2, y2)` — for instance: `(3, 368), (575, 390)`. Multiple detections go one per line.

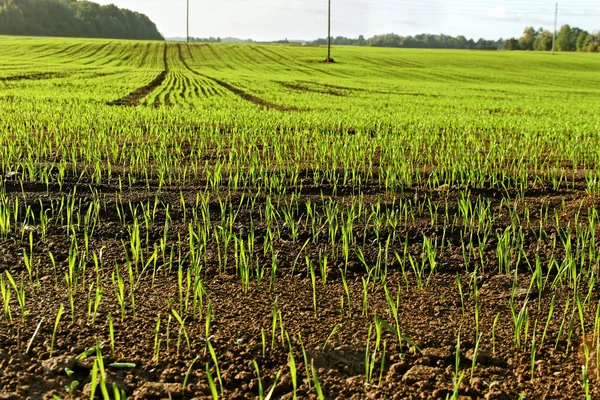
(1, 36), (600, 399)
(1, 36), (599, 125)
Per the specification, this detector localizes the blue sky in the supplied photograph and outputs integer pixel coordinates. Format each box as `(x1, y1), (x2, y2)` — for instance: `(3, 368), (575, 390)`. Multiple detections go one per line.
(94, 0), (599, 40)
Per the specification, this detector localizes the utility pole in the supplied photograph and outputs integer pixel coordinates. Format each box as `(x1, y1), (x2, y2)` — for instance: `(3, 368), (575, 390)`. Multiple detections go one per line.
(326, 0), (334, 62)
(186, 0), (190, 43)
(552, 3), (558, 54)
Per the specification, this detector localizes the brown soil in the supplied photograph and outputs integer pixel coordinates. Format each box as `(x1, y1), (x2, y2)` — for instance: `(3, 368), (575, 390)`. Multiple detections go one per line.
(0, 171), (598, 399)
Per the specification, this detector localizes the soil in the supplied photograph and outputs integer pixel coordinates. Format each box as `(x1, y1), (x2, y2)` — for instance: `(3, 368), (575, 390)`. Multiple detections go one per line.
(0, 171), (598, 400)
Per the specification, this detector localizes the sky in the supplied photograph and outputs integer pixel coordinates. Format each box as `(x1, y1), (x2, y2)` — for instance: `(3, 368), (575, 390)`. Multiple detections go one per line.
(93, 0), (599, 41)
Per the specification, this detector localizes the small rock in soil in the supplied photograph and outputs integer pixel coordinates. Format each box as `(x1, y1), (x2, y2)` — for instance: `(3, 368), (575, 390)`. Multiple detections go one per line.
(41, 355), (76, 375)
(402, 365), (442, 384)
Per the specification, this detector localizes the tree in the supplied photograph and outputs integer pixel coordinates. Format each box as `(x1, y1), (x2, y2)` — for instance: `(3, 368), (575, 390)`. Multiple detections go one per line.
(0, 0), (163, 40)
(593, 33), (600, 52)
(476, 38), (497, 50)
(305, 28), (593, 51)
(556, 25), (575, 51)
(455, 35), (468, 49)
(533, 29), (553, 51)
(368, 33), (401, 47)
(519, 27), (537, 50)
(504, 38), (520, 50)
(576, 30), (591, 51)
(587, 33), (600, 52)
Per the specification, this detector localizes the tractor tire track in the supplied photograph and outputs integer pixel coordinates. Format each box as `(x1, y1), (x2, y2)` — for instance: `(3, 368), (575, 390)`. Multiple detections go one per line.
(0, 72), (67, 82)
(177, 44), (299, 112)
(108, 43), (169, 107)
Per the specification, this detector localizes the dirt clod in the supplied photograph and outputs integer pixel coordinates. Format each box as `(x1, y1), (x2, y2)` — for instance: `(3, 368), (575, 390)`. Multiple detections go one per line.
(465, 349), (500, 366)
(41, 356), (76, 375)
(422, 347), (453, 363)
(402, 365), (443, 384)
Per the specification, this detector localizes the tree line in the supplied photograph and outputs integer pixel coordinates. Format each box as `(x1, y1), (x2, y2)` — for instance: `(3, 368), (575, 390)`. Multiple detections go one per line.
(505, 26), (599, 52)
(189, 37), (222, 43)
(312, 26), (599, 52)
(312, 34), (503, 50)
(0, 0), (163, 40)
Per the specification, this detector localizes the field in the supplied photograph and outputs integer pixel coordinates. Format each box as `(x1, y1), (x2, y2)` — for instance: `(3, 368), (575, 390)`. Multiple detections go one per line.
(0, 36), (600, 399)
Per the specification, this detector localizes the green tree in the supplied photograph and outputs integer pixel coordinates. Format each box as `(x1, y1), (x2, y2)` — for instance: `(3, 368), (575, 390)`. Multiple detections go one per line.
(476, 38), (498, 50)
(576, 30), (591, 51)
(504, 38), (520, 50)
(0, 0), (163, 40)
(454, 35), (468, 49)
(368, 34), (401, 47)
(587, 33), (600, 52)
(533, 29), (553, 51)
(556, 25), (575, 51)
(519, 27), (537, 50)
